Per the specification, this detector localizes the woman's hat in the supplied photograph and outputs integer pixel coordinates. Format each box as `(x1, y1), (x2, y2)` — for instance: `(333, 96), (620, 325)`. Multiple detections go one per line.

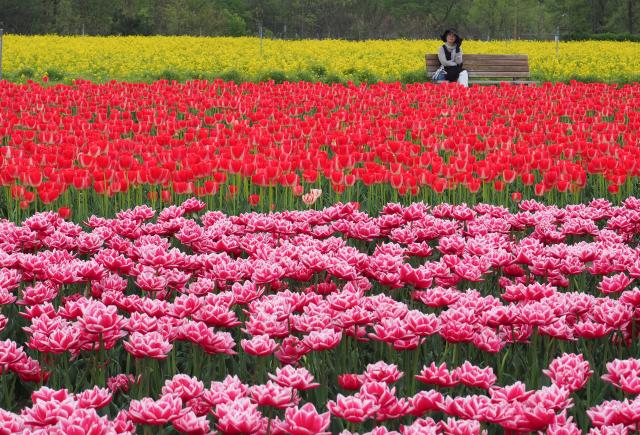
(440, 28), (462, 45)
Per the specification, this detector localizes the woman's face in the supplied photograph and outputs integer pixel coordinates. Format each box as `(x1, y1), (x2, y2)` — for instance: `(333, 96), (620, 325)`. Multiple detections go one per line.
(446, 33), (457, 45)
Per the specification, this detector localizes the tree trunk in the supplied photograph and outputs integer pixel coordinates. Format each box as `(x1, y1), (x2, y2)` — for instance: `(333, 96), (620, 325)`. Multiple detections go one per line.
(513, 0), (519, 39)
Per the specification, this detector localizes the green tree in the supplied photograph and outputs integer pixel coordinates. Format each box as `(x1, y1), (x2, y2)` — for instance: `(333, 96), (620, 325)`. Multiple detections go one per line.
(0, 0), (635, 38)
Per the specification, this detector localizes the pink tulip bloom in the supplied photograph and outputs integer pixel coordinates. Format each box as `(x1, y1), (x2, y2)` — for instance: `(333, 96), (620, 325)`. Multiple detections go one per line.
(162, 374), (205, 401)
(438, 417), (484, 434)
(601, 358), (640, 394)
(283, 403), (330, 435)
(241, 334), (279, 356)
(453, 361), (497, 390)
(21, 396), (76, 427)
(599, 273), (633, 294)
(31, 386), (71, 403)
(249, 381), (298, 409)
(409, 390), (444, 417)
(107, 374), (137, 394)
(543, 353), (593, 393)
(269, 365), (320, 390)
(172, 410), (211, 435)
(401, 417), (439, 434)
(327, 394), (379, 423)
(57, 408), (119, 434)
(129, 393), (183, 425)
(489, 382), (535, 403)
(416, 362), (459, 388)
(0, 339), (27, 367)
(215, 398), (263, 434)
(123, 331), (173, 359)
(0, 409), (24, 434)
(75, 386), (113, 409)
(363, 361), (404, 384)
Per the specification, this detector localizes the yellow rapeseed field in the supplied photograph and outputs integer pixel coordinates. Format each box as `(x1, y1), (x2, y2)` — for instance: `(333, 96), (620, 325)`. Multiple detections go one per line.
(3, 35), (639, 83)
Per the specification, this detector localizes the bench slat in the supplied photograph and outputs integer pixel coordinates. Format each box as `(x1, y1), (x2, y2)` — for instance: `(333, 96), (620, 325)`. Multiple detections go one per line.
(427, 60), (529, 66)
(471, 81), (537, 85)
(468, 71), (531, 77)
(426, 54), (528, 61)
(427, 64), (530, 72)
(426, 60), (530, 67)
(434, 73), (531, 79)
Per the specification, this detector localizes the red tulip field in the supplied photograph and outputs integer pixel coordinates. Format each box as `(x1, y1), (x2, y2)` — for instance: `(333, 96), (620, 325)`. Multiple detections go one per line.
(1, 80), (639, 219)
(1, 78), (640, 434)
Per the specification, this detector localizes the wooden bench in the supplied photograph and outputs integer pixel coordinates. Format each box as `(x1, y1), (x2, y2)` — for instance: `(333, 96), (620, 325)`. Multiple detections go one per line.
(426, 54), (535, 85)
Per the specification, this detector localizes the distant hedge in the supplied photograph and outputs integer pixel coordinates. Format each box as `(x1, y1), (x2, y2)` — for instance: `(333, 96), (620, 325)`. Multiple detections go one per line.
(563, 33), (640, 42)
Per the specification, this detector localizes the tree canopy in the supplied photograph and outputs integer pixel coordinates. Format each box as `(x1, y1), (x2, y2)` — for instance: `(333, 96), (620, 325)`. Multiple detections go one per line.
(0, 0), (636, 39)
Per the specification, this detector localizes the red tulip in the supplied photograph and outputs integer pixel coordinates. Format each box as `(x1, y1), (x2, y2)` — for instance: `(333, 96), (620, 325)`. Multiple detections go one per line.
(248, 194), (260, 206)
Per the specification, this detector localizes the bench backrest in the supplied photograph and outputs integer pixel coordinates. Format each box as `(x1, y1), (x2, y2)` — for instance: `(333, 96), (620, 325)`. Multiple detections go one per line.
(426, 54), (530, 78)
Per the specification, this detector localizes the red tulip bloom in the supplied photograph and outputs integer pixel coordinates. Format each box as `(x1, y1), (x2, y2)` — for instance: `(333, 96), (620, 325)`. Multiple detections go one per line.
(338, 374), (364, 391)
(248, 194), (260, 206)
(57, 207), (72, 219)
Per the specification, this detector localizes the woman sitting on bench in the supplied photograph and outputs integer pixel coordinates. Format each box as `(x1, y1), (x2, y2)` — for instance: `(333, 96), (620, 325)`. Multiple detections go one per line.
(436, 28), (469, 87)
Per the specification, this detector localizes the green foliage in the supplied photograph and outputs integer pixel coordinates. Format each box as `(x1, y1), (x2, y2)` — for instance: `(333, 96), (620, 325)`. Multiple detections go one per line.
(155, 69), (183, 82)
(257, 69), (288, 83)
(218, 69), (245, 83)
(400, 69), (428, 84)
(44, 68), (64, 81)
(17, 67), (35, 79)
(0, 0), (636, 39)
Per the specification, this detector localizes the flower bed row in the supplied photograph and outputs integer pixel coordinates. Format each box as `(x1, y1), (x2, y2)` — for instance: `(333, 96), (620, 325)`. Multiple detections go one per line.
(4, 36), (640, 83)
(1, 198), (640, 432)
(1, 80), (639, 220)
(2, 358), (639, 434)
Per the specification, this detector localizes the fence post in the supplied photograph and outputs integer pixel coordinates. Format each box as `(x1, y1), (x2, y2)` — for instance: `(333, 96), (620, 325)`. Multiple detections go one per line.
(555, 26), (559, 56)
(0, 29), (3, 81)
